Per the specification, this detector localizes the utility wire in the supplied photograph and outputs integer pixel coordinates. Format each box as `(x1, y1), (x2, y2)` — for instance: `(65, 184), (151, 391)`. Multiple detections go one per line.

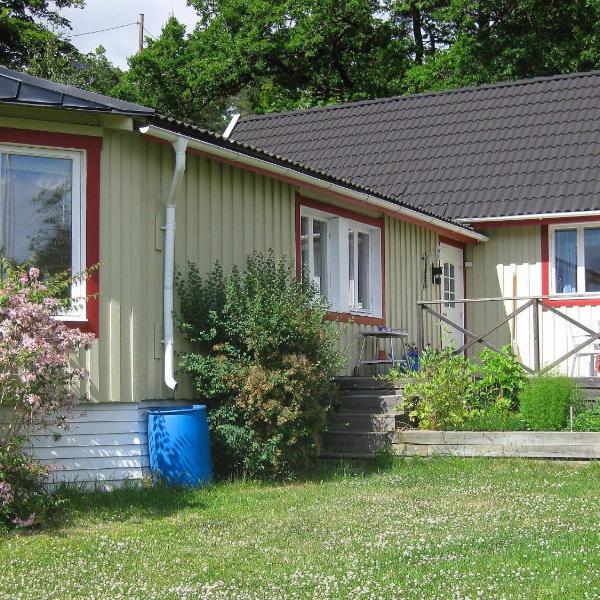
(68, 21), (138, 38)
(143, 27), (157, 40)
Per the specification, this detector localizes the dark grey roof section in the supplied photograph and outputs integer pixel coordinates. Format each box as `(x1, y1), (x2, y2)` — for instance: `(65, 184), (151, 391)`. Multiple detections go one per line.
(231, 70), (600, 220)
(0, 66), (153, 115)
(150, 114), (475, 233)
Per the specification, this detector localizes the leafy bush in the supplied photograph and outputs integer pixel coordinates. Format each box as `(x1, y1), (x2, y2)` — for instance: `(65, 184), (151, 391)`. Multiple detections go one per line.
(0, 263), (93, 528)
(519, 376), (584, 431)
(403, 347), (476, 430)
(0, 440), (59, 529)
(472, 346), (526, 410)
(457, 402), (526, 432)
(572, 403), (600, 432)
(176, 252), (342, 479)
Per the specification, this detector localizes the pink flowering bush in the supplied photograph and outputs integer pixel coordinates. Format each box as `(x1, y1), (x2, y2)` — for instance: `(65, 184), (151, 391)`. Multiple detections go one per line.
(0, 264), (94, 529)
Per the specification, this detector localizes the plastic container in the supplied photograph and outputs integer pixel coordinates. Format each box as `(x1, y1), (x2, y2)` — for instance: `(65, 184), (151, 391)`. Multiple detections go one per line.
(147, 405), (212, 486)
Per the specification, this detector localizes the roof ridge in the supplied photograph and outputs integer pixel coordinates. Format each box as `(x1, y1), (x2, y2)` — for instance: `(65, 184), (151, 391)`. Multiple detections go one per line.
(235, 69), (600, 124)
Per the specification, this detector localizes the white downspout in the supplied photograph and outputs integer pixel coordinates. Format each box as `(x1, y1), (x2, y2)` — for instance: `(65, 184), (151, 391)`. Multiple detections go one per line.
(164, 136), (188, 390)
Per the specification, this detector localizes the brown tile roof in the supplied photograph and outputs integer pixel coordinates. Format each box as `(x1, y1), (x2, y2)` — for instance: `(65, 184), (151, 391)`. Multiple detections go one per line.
(231, 71), (600, 220)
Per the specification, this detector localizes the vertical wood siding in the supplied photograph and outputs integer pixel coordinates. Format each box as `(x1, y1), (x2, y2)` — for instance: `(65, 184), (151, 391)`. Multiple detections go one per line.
(88, 131), (295, 403)
(86, 130), (445, 399)
(467, 226), (600, 375)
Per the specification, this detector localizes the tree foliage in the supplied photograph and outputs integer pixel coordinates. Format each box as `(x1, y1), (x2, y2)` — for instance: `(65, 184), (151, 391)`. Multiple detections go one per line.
(0, 0), (83, 69)
(27, 41), (123, 98)
(8, 1), (600, 131)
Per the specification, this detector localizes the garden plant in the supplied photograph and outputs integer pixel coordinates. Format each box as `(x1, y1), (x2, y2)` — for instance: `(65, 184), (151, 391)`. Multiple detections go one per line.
(396, 345), (598, 432)
(176, 251), (342, 480)
(0, 263), (93, 529)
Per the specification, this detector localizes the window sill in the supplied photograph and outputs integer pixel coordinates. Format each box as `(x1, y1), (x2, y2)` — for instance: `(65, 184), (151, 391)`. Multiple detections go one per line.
(325, 311), (385, 326)
(54, 315), (95, 333)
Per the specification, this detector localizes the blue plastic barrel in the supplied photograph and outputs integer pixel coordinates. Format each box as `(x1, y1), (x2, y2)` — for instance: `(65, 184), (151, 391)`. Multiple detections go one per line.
(147, 405), (212, 486)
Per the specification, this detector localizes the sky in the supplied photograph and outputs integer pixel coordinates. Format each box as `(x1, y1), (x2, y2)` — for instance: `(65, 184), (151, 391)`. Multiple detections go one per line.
(60, 0), (200, 69)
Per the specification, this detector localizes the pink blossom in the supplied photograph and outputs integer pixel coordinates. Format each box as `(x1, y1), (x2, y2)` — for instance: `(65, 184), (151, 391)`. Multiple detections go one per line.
(0, 481), (13, 505)
(0, 266), (94, 443)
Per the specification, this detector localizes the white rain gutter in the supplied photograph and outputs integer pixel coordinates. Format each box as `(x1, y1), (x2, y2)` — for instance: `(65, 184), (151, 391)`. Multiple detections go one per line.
(162, 136), (188, 390)
(138, 124), (488, 244)
(459, 210), (600, 224)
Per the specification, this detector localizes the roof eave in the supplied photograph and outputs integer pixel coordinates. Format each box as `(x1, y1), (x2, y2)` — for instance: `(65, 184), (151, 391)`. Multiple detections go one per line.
(0, 99), (153, 117)
(138, 121), (488, 243)
(459, 210), (600, 224)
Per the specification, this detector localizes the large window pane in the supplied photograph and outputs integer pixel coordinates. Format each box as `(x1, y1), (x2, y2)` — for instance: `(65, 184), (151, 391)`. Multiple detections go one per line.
(585, 227), (600, 292)
(312, 219), (327, 295)
(0, 152), (72, 282)
(554, 229), (577, 293)
(357, 231), (370, 309)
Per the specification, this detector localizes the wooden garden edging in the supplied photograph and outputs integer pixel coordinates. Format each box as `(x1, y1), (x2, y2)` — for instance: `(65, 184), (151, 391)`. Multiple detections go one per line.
(394, 430), (600, 459)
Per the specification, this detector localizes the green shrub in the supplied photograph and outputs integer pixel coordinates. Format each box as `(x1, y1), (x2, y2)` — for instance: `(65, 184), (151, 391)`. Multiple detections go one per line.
(519, 376), (584, 431)
(403, 347), (476, 430)
(572, 403), (600, 432)
(176, 252), (342, 480)
(472, 346), (527, 410)
(457, 404), (526, 432)
(0, 440), (59, 529)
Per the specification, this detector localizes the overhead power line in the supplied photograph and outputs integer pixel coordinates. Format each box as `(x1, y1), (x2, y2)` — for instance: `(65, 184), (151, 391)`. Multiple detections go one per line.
(68, 21), (138, 38)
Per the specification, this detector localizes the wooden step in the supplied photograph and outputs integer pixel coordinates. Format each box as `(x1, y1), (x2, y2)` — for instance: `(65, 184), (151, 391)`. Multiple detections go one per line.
(337, 394), (403, 413)
(336, 377), (406, 391)
(322, 431), (393, 454)
(327, 412), (397, 432)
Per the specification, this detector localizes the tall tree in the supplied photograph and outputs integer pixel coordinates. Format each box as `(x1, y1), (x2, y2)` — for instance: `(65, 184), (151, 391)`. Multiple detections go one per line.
(0, 0), (84, 69)
(391, 1), (452, 64)
(403, 0), (600, 93)
(121, 2), (413, 129)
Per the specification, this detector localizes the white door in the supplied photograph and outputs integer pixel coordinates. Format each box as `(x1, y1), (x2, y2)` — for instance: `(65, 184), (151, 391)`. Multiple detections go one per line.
(439, 244), (465, 349)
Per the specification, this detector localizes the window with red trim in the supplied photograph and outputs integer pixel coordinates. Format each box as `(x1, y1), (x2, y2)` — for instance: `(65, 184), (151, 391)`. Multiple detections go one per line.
(0, 143), (86, 318)
(0, 128), (100, 335)
(298, 200), (384, 321)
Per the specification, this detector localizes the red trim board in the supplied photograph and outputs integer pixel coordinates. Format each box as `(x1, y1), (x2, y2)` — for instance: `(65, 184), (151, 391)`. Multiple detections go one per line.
(295, 193), (386, 326)
(0, 127), (101, 335)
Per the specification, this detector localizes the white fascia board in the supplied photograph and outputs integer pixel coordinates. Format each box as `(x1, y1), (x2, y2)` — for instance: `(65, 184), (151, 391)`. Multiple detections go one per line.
(138, 124), (488, 243)
(459, 210), (600, 224)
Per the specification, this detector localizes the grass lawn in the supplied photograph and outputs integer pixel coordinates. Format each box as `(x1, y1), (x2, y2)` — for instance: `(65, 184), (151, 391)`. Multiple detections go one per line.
(2, 458), (600, 599)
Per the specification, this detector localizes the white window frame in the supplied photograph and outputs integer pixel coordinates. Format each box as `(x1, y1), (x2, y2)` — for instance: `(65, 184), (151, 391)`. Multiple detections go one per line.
(0, 143), (87, 320)
(550, 222), (600, 296)
(300, 205), (382, 318)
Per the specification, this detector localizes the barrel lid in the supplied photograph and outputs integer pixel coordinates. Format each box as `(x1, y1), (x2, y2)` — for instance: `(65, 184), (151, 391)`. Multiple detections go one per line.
(147, 405), (207, 415)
